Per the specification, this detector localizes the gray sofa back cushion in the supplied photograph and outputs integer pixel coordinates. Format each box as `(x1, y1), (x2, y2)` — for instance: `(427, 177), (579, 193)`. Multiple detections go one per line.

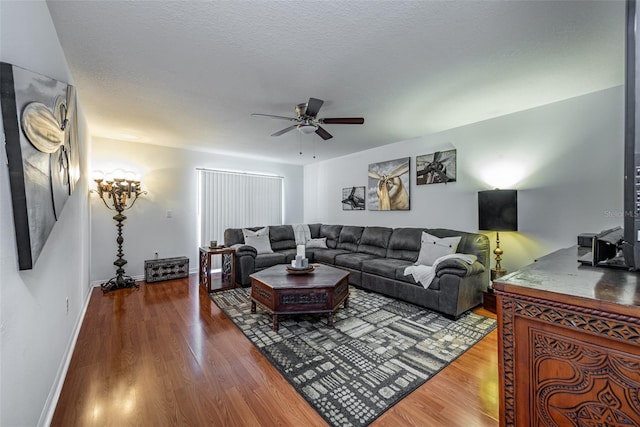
(337, 226), (364, 252)
(358, 226), (393, 257)
(308, 223), (322, 238)
(320, 224), (343, 249)
(269, 225), (296, 251)
(386, 228), (422, 261)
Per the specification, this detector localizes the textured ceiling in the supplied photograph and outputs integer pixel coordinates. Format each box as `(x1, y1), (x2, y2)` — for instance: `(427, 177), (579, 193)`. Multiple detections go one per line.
(46, 0), (625, 165)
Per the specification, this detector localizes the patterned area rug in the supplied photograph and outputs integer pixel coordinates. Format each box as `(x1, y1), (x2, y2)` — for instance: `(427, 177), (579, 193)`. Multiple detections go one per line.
(211, 286), (496, 427)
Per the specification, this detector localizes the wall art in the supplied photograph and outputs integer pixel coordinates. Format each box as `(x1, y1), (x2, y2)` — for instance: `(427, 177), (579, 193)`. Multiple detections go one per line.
(0, 62), (79, 270)
(342, 186), (365, 210)
(367, 157), (410, 211)
(416, 149), (457, 185)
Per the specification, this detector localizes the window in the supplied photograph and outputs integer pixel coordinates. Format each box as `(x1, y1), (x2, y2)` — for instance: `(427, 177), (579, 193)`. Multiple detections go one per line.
(198, 169), (283, 266)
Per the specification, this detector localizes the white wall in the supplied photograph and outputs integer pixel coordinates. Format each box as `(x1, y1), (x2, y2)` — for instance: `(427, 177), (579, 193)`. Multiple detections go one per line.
(304, 86), (624, 273)
(90, 139), (304, 283)
(0, 2), (91, 426)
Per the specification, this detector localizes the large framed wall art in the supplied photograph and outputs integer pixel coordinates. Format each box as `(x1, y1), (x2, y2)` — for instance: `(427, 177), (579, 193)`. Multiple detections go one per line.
(0, 62), (79, 270)
(367, 157), (410, 211)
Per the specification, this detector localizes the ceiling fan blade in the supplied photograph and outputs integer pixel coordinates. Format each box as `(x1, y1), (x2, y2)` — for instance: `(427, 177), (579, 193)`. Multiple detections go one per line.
(271, 125), (298, 137)
(252, 113), (296, 121)
(305, 98), (324, 118)
(315, 126), (333, 140)
(321, 117), (365, 125)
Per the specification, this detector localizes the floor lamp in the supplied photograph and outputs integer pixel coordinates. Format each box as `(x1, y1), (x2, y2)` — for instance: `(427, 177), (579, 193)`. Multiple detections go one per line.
(478, 189), (518, 282)
(92, 170), (146, 293)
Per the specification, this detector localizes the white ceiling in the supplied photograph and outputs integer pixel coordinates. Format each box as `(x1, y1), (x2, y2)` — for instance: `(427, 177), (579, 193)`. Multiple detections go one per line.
(46, 0), (625, 165)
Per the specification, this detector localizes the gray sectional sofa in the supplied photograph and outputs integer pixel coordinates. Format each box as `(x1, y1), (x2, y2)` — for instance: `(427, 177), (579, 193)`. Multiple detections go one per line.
(224, 224), (490, 319)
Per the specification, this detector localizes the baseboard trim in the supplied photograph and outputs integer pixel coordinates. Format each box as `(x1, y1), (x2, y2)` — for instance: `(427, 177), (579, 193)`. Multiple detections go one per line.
(39, 284), (94, 427)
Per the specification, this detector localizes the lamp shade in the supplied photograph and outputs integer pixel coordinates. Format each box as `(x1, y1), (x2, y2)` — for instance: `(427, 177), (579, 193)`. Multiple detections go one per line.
(478, 189), (518, 231)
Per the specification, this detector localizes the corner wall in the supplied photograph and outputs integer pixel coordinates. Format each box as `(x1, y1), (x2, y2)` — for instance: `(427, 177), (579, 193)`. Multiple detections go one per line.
(90, 139), (304, 283)
(304, 86), (624, 273)
(0, 2), (91, 425)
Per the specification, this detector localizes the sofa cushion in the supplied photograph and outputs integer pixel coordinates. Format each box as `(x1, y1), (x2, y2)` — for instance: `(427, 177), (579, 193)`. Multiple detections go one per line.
(395, 265), (419, 284)
(387, 228), (422, 261)
(362, 257), (412, 280)
(308, 223), (322, 238)
(254, 253), (286, 269)
(357, 227), (393, 257)
(306, 237), (328, 249)
(269, 225), (296, 251)
(312, 248), (350, 264)
(320, 224), (343, 249)
(334, 252), (381, 270)
(337, 226), (364, 252)
(416, 232), (461, 266)
(224, 228), (245, 246)
(278, 248), (298, 263)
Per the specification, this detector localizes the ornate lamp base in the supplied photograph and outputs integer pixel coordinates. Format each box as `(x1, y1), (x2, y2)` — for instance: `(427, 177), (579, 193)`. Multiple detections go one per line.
(101, 274), (139, 293)
(491, 268), (508, 281)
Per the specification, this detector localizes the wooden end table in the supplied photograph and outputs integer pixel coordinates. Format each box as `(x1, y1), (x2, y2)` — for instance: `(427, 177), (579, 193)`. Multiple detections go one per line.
(199, 246), (236, 292)
(250, 264), (350, 332)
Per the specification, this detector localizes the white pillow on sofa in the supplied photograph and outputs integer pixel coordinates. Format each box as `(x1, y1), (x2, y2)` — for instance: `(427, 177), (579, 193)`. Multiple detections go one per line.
(306, 237), (328, 249)
(416, 232), (461, 266)
(242, 227), (273, 254)
(243, 226), (269, 239)
(244, 235), (273, 254)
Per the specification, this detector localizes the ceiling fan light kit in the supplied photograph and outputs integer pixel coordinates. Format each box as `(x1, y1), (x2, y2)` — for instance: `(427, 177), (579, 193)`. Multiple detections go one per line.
(297, 123), (317, 134)
(252, 97), (364, 141)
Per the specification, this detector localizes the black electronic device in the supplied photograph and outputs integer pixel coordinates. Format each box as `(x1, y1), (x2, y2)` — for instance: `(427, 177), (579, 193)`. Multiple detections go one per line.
(578, 227), (626, 268)
(593, 227), (627, 268)
(623, 0), (640, 270)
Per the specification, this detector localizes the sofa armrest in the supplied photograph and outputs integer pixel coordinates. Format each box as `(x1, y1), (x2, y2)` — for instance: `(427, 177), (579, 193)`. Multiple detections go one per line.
(435, 260), (485, 278)
(235, 245), (257, 258)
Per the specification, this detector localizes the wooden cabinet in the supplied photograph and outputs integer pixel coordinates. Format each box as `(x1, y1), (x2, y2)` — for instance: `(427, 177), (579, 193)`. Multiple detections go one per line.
(493, 247), (640, 426)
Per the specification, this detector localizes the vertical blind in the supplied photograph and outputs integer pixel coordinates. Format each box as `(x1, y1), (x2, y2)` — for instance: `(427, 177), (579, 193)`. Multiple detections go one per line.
(198, 169), (283, 263)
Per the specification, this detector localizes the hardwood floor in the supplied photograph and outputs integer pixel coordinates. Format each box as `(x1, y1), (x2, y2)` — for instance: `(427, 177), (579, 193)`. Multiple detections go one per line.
(52, 275), (498, 426)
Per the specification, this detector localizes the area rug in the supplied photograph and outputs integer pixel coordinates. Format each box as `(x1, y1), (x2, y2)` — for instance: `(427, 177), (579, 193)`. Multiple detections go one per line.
(211, 286), (496, 427)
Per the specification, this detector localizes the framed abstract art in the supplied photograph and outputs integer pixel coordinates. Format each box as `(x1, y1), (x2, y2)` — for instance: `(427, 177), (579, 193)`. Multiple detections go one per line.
(0, 62), (79, 269)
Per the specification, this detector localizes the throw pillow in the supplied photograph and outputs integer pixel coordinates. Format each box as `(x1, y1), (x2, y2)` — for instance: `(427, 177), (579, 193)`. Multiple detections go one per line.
(306, 237), (328, 249)
(416, 232), (461, 266)
(242, 226), (269, 239)
(244, 235), (273, 254)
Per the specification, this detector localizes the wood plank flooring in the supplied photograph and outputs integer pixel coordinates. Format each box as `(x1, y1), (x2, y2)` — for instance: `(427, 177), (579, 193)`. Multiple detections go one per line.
(52, 275), (498, 426)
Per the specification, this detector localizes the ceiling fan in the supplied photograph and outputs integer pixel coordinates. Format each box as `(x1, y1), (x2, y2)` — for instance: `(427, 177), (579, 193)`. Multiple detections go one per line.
(251, 97), (364, 140)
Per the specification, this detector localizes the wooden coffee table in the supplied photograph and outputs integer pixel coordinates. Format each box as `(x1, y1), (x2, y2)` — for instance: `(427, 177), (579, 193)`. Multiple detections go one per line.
(249, 264), (350, 332)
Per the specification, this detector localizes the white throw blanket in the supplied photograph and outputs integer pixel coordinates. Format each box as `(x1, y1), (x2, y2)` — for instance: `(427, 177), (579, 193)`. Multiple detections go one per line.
(292, 223), (312, 245)
(404, 253), (477, 289)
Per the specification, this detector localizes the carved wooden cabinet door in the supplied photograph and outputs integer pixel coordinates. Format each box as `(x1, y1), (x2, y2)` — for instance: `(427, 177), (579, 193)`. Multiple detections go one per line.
(498, 294), (640, 426)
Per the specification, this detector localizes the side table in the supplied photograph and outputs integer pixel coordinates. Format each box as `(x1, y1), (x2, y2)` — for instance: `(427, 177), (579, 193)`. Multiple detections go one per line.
(199, 247), (236, 292)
